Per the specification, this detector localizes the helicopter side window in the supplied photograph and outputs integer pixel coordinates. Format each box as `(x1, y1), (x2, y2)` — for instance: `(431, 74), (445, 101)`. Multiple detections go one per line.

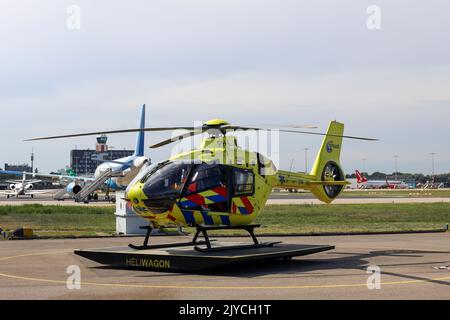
(186, 164), (227, 194)
(233, 168), (254, 196)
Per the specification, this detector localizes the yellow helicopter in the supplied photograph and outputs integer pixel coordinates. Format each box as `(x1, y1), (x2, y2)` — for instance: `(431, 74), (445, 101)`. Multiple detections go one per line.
(28, 117), (376, 252)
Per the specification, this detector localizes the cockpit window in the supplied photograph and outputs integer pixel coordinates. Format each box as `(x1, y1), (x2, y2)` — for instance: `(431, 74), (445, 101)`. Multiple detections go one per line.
(140, 160), (170, 184)
(127, 161), (154, 191)
(142, 161), (194, 198)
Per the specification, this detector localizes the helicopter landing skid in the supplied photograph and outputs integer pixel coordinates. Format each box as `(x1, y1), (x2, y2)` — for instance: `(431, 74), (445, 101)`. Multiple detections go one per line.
(192, 224), (280, 253)
(128, 225), (212, 250)
(194, 241), (281, 253)
(128, 241), (211, 251)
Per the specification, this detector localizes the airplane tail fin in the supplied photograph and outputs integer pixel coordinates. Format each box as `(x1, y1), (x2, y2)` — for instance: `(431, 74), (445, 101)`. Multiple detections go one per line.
(355, 170), (367, 183)
(133, 104), (146, 157)
(66, 168), (77, 177)
(308, 121), (346, 202)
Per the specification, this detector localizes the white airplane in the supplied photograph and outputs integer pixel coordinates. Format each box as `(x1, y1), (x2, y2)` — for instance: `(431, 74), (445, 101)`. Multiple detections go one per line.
(3, 105), (151, 200)
(355, 170), (410, 189)
(0, 173), (54, 198)
(60, 104), (150, 198)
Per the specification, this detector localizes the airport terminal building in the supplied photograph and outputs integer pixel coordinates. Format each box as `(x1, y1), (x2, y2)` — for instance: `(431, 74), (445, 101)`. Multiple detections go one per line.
(4, 163), (32, 172)
(70, 149), (134, 175)
(69, 135), (134, 175)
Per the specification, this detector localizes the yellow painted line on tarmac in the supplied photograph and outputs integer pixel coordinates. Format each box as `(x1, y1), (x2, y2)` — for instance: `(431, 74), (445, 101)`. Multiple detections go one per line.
(0, 270), (449, 290)
(0, 250), (449, 290)
(0, 250), (71, 262)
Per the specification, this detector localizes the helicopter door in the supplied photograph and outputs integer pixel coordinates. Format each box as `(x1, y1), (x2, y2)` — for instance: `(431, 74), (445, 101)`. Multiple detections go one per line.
(233, 168), (255, 196)
(180, 164), (230, 212)
(231, 168), (255, 215)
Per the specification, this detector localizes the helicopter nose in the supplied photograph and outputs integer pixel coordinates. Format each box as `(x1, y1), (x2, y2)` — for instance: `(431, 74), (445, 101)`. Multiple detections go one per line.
(126, 184), (143, 205)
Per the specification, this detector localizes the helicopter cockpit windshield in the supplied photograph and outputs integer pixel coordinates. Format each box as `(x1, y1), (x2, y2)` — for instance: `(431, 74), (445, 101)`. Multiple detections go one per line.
(141, 161), (194, 199)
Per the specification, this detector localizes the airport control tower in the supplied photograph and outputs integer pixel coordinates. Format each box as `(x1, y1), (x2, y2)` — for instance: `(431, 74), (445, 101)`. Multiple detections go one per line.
(96, 135), (109, 153)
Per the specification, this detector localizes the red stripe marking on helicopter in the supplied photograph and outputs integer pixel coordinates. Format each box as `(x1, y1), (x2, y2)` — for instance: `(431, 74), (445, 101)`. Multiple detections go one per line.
(240, 196), (254, 214)
(232, 202), (237, 214)
(212, 187), (227, 197)
(186, 194), (206, 206)
(167, 214), (176, 222)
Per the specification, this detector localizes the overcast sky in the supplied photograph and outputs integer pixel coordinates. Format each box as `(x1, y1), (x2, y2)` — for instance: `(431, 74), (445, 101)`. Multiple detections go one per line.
(1, 0), (449, 175)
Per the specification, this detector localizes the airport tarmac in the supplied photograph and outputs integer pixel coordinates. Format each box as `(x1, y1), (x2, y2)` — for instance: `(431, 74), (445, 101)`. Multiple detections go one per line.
(1, 233), (449, 299)
(0, 195), (114, 206)
(1, 194), (449, 206)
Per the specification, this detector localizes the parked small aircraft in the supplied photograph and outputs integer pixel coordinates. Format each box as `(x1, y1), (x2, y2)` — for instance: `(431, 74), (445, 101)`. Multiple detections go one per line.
(0, 173), (53, 198)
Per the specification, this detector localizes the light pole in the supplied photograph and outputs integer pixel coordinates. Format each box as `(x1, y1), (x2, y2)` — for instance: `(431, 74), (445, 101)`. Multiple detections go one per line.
(30, 148), (35, 173)
(289, 158), (295, 172)
(303, 148), (309, 173)
(430, 152), (437, 177)
(394, 155), (399, 180)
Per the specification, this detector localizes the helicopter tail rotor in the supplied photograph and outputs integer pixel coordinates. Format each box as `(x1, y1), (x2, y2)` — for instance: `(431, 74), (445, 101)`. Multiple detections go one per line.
(309, 121), (346, 202)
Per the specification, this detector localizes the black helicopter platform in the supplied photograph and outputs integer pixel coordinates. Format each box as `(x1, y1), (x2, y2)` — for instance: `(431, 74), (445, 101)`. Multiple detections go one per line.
(74, 242), (334, 272)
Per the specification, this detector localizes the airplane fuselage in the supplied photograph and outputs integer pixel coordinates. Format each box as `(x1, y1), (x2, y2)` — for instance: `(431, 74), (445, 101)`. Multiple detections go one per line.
(95, 155), (149, 190)
(358, 180), (409, 189)
(9, 183), (26, 195)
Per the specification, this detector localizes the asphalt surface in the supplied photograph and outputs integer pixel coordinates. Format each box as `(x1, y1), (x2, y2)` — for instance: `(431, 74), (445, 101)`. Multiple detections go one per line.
(1, 233), (449, 299)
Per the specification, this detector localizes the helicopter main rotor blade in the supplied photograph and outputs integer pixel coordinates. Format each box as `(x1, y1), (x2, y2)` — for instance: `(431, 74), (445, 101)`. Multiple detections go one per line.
(149, 130), (204, 149)
(222, 126), (378, 141)
(276, 129), (378, 141)
(150, 126), (377, 149)
(25, 122), (377, 143)
(24, 126), (197, 141)
(259, 124), (318, 129)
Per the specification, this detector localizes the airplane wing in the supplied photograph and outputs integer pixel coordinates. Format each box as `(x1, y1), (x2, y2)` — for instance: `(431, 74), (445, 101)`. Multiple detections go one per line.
(0, 190), (16, 195)
(27, 180), (42, 184)
(26, 190), (57, 195)
(56, 175), (96, 182)
(0, 170), (28, 176)
(0, 170), (95, 182)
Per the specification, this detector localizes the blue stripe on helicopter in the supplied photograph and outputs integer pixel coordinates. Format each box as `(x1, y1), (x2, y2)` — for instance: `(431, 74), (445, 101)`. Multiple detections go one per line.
(180, 200), (198, 208)
(220, 215), (230, 226)
(201, 212), (214, 225)
(238, 207), (250, 215)
(205, 194), (227, 203)
(181, 210), (195, 225)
